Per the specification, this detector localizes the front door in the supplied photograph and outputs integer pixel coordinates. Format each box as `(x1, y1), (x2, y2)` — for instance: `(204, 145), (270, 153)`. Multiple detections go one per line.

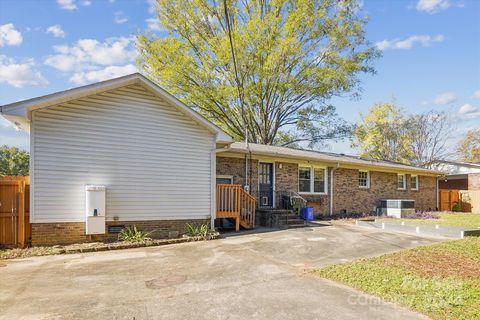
(259, 163), (273, 208)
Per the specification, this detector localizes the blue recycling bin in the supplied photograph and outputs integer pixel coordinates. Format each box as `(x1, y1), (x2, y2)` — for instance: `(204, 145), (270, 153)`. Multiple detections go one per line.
(301, 207), (314, 221)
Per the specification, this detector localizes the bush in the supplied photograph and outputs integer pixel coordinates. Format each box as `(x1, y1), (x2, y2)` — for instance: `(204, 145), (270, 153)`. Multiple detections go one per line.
(118, 226), (152, 242)
(406, 211), (439, 220)
(451, 203), (462, 212)
(184, 223), (209, 237)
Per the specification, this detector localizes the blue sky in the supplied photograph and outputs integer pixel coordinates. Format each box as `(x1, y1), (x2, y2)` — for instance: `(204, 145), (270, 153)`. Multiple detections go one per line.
(0, 0), (479, 153)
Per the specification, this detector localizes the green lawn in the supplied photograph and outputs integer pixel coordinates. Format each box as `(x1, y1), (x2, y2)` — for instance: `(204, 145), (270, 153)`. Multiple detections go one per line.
(381, 213), (480, 229)
(311, 237), (480, 320)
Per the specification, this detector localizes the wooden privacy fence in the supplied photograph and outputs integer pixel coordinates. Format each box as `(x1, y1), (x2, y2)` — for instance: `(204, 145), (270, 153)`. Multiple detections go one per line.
(0, 176), (30, 248)
(439, 189), (480, 213)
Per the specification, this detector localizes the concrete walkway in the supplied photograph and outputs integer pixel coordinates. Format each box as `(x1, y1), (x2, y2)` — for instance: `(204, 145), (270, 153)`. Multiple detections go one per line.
(356, 219), (480, 238)
(0, 225), (440, 320)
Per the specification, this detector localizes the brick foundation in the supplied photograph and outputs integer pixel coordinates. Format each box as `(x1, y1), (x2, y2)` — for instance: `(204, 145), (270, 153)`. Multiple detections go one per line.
(31, 219), (210, 246)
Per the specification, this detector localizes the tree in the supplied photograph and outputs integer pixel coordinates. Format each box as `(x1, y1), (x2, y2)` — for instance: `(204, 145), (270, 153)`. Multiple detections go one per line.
(352, 103), (453, 168)
(457, 129), (480, 163)
(406, 111), (452, 167)
(351, 102), (411, 163)
(0, 145), (29, 176)
(137, 0), (379, 148)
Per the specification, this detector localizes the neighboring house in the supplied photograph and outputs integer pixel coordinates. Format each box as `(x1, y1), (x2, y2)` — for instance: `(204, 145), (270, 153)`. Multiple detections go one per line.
(432, 160), (480, 212)
(433, 160), (480, 190)
(0, 73), (441, 246)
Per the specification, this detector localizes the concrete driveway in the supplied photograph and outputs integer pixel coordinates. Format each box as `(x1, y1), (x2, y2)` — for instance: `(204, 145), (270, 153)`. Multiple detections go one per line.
(1, 224), (441, 320)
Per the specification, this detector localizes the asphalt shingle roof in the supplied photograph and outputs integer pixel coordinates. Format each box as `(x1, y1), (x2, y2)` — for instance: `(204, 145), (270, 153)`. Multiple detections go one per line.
(227, 142), (441, 175)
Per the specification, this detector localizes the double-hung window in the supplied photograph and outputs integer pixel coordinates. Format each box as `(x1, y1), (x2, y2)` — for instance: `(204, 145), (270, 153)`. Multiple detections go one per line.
(410, 175), (419, 190)
(299, 166), (326, 194)
(397, 174), (406, 190)
(358, 170), (370, 188)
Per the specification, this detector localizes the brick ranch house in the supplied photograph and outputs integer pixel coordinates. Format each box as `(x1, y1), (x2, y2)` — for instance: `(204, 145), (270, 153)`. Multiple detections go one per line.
(217, 143), (439, 218)
(0, 73), (441, 246)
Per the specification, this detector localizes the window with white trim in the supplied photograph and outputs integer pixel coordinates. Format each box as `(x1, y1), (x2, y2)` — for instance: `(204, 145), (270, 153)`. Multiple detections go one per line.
(358, 170), (369, 188)
(410, 175), (419, 190)
(397, 174), (406, 190)
(299, 166), (326, 193)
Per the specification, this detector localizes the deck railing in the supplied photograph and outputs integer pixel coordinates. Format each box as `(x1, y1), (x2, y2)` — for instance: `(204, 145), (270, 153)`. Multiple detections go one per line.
(216, 184), (256, 230)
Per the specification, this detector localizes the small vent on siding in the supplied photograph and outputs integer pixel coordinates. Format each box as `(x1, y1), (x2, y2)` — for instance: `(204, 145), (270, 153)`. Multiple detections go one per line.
(108, 225), (125, 234)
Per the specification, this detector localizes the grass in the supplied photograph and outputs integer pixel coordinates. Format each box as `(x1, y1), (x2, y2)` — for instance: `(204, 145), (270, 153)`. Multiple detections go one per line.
(311, 237), (480, 320)
(382, 212), (480, 229)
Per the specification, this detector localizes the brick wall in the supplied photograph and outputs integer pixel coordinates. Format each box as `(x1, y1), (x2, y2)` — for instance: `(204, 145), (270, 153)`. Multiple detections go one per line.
(216, 156), (258, 193)
(468, 173), (480, 190)
(333, 168), (437, 213)
(275, 162), (298, 191)
(31, 219), (209, 246)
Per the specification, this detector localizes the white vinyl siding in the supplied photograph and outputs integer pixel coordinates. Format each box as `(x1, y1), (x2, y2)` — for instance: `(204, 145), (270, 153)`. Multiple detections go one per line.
(31, 84), (215, 223)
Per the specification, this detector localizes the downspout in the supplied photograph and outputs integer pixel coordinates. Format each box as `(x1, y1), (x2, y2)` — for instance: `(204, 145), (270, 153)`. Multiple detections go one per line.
(329, 162), (340, 216)
(244, 139), (251, 193)
(436, 175), (443, 211)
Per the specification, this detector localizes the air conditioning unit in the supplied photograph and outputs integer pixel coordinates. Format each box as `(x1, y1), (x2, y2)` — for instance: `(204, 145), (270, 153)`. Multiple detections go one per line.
(378, 199), (415, 218)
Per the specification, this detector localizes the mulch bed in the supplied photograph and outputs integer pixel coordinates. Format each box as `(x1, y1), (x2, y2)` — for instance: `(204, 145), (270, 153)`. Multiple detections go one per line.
(0, 232), (220, 260)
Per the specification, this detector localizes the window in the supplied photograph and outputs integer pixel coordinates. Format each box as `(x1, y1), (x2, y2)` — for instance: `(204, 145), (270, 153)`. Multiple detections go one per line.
(410, 175), (418, 190)
(299, 166), (326, 194)
(397, 174), (406, 190)
(216, 175), (233, 185)
(314, 168), (325, 193)
(358, 170), (370, 188)
(299, 167), (311, 193)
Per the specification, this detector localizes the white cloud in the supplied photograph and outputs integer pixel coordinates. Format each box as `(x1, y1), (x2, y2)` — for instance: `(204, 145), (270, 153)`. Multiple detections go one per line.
(473, 90), (480, 99)
(57, 0), (90, 10)
(375, 34), (445, 50)
(458, 103), (476, 114)
(57, 0), (76, 10)
(114, 11), (128, 24)
(416, 0), (450, 13)
(433, 92), (457, 105)
(147, 0), (157, 14)
(458, 103), (480, 119)
(0, 55), (48, 88)
(46, 25), (65, 38)
(69, 64), (137, 85)
(0, 24), (23, 47)
(44, 37), (136, 72)
(146, 18), (164, 32)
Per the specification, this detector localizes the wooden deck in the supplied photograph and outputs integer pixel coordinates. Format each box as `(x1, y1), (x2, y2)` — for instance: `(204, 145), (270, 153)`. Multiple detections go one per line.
(216, 184), (256, 231)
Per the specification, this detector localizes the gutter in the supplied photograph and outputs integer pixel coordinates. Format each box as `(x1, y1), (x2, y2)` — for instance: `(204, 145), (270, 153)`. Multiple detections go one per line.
(329, 162), (340, 216)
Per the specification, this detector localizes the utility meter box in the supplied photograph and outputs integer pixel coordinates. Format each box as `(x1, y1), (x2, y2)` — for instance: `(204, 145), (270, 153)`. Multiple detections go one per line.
(85, 185), (106, 235)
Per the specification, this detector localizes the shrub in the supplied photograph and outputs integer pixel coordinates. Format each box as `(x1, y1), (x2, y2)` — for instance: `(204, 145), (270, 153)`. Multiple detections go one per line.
(118, 226), (152, 242)
(406, 211), (439, 220)
(184, 223), (209, 237)
(451, 203), (462, 212)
